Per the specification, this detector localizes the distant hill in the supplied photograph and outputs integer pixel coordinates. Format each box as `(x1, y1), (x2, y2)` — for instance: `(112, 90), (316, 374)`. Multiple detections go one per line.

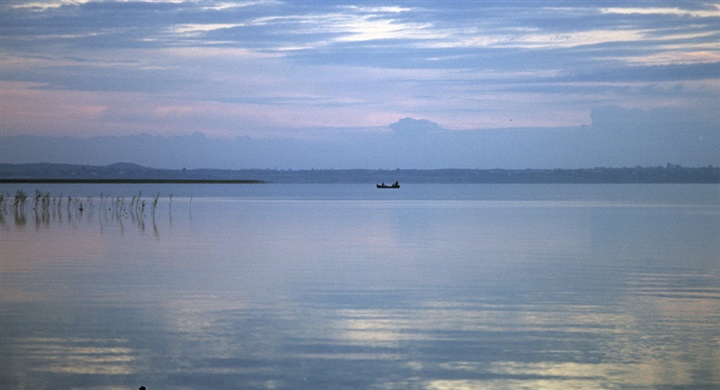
(1, 163), (719, 184)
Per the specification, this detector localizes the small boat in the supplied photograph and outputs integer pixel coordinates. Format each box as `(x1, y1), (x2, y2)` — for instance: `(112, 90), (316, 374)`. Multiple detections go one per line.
(377, 181), (400, 189)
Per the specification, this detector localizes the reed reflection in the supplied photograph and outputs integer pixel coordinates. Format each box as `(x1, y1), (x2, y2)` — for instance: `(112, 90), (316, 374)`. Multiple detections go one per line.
(13, 206), (27, 227)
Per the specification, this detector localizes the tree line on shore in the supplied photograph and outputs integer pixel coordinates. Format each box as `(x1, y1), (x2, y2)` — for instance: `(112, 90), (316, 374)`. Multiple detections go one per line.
(1, 163), (718, 184)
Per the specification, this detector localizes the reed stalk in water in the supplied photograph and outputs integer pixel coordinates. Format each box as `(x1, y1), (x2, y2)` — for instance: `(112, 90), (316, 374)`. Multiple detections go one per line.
(13, 190), (27, 210)
(151, 193), (160, 215)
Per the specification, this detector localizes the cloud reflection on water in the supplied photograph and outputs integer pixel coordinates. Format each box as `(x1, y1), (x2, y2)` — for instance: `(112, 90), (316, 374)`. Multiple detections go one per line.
(16, 337), (135, 375)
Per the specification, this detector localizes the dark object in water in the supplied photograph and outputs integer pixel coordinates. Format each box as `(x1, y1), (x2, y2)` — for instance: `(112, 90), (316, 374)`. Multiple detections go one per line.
(140, 387), (146, 390)
(377, 181), (400, 189)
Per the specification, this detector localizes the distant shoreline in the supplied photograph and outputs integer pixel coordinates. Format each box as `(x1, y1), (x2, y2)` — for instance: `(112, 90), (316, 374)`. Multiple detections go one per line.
(0, 179), (265, 184)
(1, 163), (719, 184)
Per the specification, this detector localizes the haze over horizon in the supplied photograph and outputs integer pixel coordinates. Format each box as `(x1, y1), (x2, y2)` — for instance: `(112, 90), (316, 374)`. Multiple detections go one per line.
(1, 1), (718, 169)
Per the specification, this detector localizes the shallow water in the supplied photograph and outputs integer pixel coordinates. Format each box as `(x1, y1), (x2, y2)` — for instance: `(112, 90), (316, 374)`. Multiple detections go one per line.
(1, 184), (719, 389)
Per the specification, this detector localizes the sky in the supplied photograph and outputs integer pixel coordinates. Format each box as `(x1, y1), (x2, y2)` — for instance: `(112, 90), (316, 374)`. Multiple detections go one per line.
(1, 0), (719, 169)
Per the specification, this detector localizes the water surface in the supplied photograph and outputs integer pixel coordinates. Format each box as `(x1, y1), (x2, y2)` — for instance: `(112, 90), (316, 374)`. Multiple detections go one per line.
(1, 184), (719, 389)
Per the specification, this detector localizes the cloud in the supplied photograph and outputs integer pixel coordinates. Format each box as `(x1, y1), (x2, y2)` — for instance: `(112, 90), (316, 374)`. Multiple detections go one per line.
(8, 0), (92, 11)
(390, 118), (445, 137)
(558, 62), (720, 83)
(1, 0), (717, 153)
(2, 108), (717, 169)
(600, 5), (720, 18)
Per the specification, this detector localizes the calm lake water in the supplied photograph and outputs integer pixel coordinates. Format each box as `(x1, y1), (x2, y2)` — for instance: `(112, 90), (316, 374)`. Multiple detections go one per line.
(1, 184), (719, 389)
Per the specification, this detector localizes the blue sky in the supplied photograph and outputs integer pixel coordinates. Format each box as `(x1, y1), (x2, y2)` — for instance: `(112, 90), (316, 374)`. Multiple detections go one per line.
(1, 1), (719, 168)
